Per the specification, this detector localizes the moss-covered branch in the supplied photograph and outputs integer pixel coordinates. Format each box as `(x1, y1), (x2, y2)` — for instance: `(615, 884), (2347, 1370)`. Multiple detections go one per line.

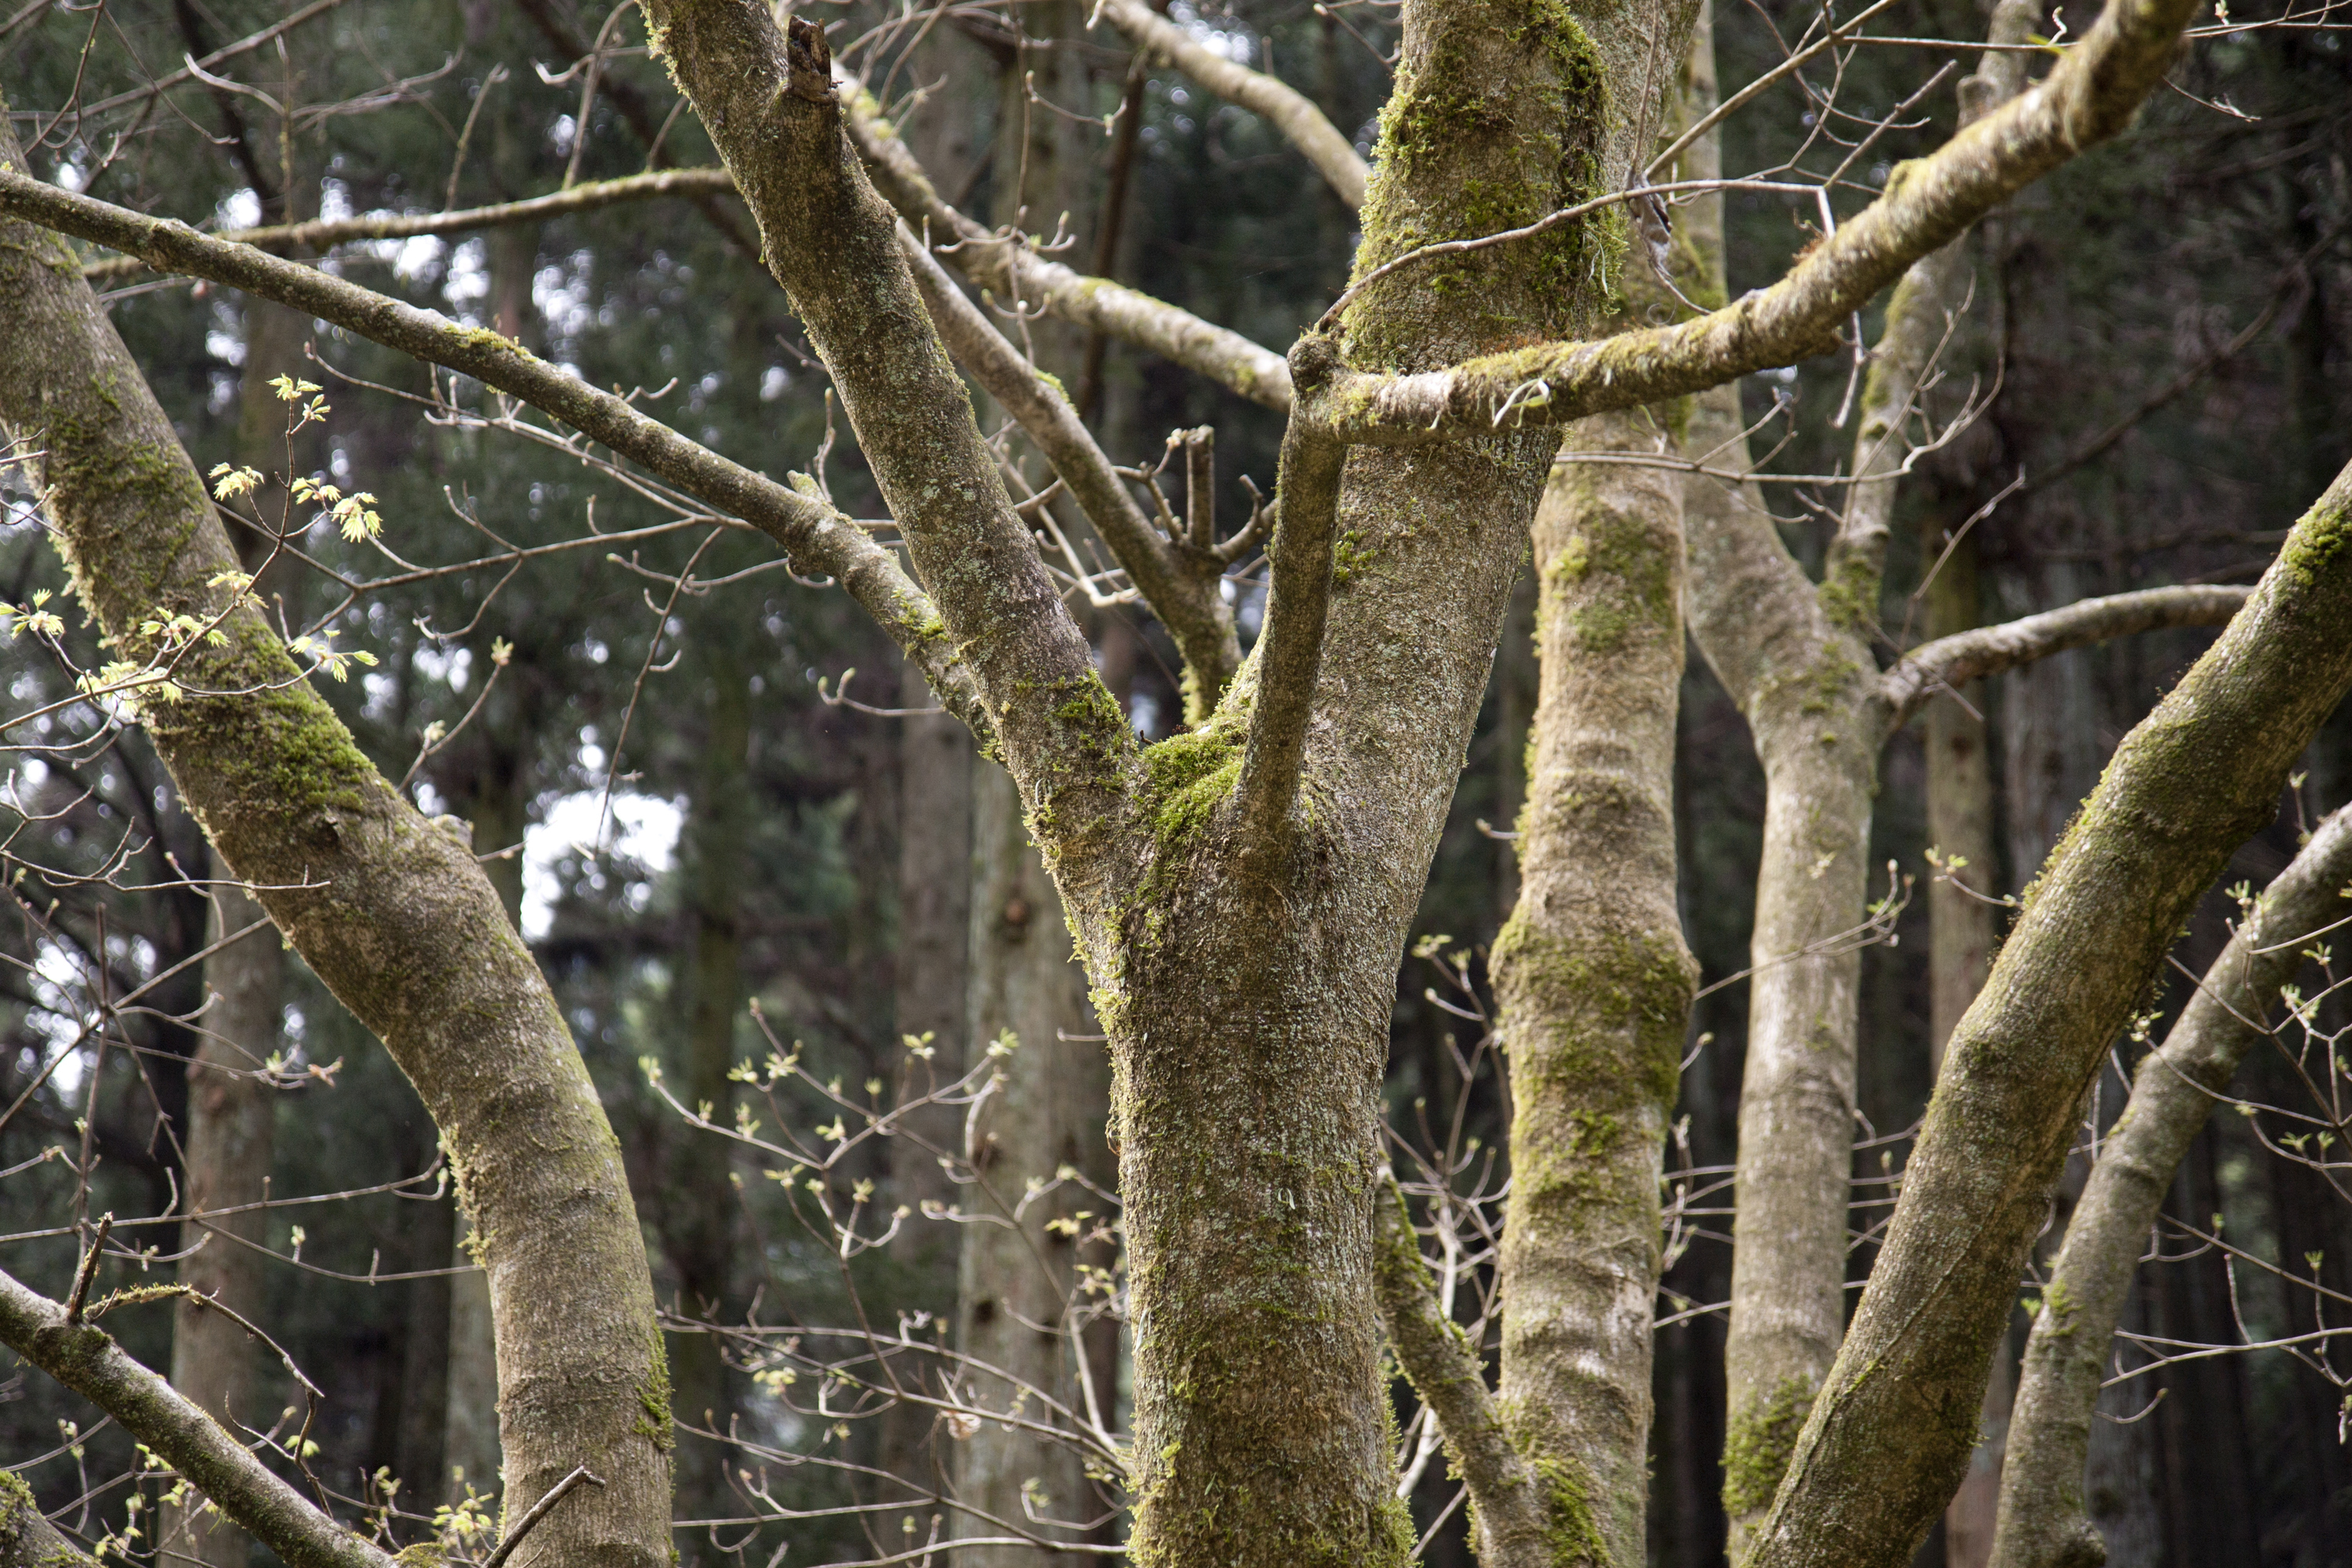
(840, 87), (1295, 410)
(2, 1469), (99, 1568)
(899, 225), (1241, 718)
(0, 165), (990, 741)
(1094, 0), (1369, 209)
(1372, 1187), (1581, 1568)
(1747, 459), (2352, 1568)
(0, 1270), (390, 1568)
(1880, 585), (2254, 726)
(1988, 805), (2352, 1568)
(1298, 0), (2204, 441)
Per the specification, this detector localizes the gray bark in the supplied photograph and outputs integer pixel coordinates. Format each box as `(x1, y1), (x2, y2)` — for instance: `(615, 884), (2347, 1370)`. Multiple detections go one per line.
(163, 880), (282, 1568)
(953, 763), (1109, 1564)
(1988, 805), (2352, 1568)
(1744, 460), (2352, 1566)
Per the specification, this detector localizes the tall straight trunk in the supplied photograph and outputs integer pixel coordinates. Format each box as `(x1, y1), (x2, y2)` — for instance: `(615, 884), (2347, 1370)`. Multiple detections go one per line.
(1989, 806), (2352, 1568)
(162, 292), (303, 1568)
(880, 656), (974, 1513)
(953, 764), (1108, 1565)
(1923, 523), (1994, 1070)
(1489, 412), (1697, 1568)
(670, 644), (751, 1548)
(953, 20), (1113, 1554)
(1924, 520), (2008, 1568)
(163, 880), (282, 1568)
(0, 112), (673, 1566)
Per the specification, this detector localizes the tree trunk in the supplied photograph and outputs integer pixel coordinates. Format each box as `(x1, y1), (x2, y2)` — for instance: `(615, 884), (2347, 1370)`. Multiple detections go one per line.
(880, 655), (975, 1519)
(1989, 804), (2352, 1568)
(1744, 461), (2352, 1567)
(1490, 413), (1697, 1568)
(669, 643), (751, 1551)
(163, 880), (281, 1568)
(0, 113), (673, 1568)
(953, 763), (1108, 1564)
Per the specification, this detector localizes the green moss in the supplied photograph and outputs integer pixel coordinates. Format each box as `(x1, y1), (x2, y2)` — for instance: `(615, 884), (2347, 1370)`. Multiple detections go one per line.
(637, 1323), (677, 1453)
(1331, 528), (1374, 586)
(1721, 1375), (1815, 1519)
(2281, 489), (2351, 589)
(1492, 911), (1690, 1109)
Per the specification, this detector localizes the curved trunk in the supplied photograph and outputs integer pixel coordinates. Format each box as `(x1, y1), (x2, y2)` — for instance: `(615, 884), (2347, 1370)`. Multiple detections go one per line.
(1989, 806), (2352, 1568)
(1490, 415), (1697, 1568)
(1746, 461), (2352, 1568)
(0, 114), (673, 1568)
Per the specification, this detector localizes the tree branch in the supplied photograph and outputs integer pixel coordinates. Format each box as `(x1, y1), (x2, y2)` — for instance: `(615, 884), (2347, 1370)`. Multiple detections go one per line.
(1824, 0), (2039, 602)
(840, 84), (1295, 410)
(0, 1268), (390, 1568)
(1091, 0), (1368, 209)
(1748, 459), (2352, 1568)
(1879, 584), (2252, 728)
(1990, 804), (2352, 1568)
(1300, 0), (2205, 443)
(83, 168), (739, 281)
(0, 165), (992, 739)
(899, 225), (1241, 717)
(1232, 347), (1346, 856)
(642, 2), (1131, 849)
(1370, 1185), (1563, 1568)
(2, 1468), (100, 1568)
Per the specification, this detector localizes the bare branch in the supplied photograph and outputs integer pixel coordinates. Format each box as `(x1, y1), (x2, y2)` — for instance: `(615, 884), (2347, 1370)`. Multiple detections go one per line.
(1092, 0), (1369, 209)
(82, 168), (739, 281)
(899, 224), (1241, 716)
(840, 84), (1295, 410)
(1370, 1183), (1559, 1568)
(1880, 584), (2253, 728)
(1302, 0), (2209, 442)
(0, 165), (992, 739)
(0, 1266), (392, 1568)
(1232, 348), (1345, 856)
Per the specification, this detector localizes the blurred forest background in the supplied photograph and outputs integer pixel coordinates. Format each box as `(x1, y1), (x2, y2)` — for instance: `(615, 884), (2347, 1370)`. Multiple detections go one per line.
(1, 0), (2348, 1563)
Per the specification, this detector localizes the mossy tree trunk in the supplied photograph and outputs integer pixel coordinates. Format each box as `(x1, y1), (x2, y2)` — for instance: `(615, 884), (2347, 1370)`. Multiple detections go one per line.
(0, 113), (673, 1568)
(1988, 806), (2352, 1568)
(1744, 461), (2352, 1566)
(1487, 412), (1697, 1568)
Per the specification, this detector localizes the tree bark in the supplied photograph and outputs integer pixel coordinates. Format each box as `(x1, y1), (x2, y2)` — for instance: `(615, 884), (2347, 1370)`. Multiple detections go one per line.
(163, 881), (281, 1568)
(953, 763), (1108, 1565)
(2, 1469), (100, 1568)
(0, 111), (672, 1568)
(880, 655), (975, 1518)
(669, 642), (752, 1549)
(1744, 459), (2352, 1568)
(1488, 412), (1697, 1568)
(1988, 804), (2352, 1568)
